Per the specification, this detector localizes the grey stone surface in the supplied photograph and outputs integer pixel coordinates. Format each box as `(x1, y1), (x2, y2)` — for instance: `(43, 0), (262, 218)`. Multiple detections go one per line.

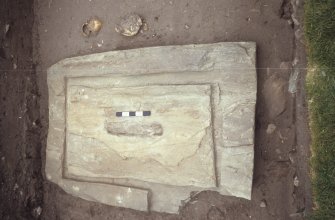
(46, 42), (257, 214)
(66, 83), (216, 188)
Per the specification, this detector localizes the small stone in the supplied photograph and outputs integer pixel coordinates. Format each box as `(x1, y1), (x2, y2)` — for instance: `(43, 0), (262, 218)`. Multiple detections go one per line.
(13, 63), (17, 69)
(292, 16), (300, 26)
(260, 200), (267, 208)
(4, 24), (10, 35)
(289, 69), (299, 94)
(278, 131), (288, 143)
(184, 24), (190, 30)
(115, 14), (143, 37)
(97, 40), (103, 48)
(293, 176), (299, 187)
(266, 124), (276, 134)
(1, 157), (4, 161)
(72, 185), (80, 191)
(82, 17), (103, 37)
(33, 206), (42, 217)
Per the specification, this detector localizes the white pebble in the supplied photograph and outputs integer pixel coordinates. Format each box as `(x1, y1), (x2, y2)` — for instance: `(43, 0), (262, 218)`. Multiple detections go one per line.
(34, 206), (42, 216)
(260, 200), (267, 208)
(293, 176), (299, 187)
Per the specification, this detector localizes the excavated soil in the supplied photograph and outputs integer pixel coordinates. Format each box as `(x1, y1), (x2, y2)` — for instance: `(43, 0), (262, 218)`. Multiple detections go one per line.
(0, 0), (312, 219)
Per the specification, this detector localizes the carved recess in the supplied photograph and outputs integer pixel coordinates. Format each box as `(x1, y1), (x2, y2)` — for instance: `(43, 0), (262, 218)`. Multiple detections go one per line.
(46, 42), (257, 213)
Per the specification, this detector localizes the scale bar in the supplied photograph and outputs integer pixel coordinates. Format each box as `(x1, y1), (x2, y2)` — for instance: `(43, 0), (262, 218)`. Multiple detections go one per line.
(116, 111), (151, 117)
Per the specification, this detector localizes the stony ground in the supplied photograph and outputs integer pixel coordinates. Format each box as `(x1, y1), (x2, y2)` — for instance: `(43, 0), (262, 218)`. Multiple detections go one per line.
(0, 0), (312, 219)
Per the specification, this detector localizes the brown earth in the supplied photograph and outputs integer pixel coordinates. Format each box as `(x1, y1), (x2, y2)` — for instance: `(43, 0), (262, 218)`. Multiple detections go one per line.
(0, 0), (312, 219)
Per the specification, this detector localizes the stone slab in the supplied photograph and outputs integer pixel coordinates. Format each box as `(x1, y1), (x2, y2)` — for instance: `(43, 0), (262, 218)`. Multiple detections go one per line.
(46, 42), (257, 214)
(66, 83), (216, 188)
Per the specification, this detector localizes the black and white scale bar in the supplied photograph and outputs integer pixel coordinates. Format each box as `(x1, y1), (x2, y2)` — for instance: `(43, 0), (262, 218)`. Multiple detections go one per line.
(116, 111), (151, 117)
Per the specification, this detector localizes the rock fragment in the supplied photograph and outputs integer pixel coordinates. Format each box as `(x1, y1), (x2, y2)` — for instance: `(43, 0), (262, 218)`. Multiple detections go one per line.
(293, 176), (299, 187)
(266, 123), (277, 134)
(82, 17), (102, 37)
(115, 14), (143, 37)
(260, 200), (267, 208)
(4, 24), (10, 35)
(32, 206), (42, 218)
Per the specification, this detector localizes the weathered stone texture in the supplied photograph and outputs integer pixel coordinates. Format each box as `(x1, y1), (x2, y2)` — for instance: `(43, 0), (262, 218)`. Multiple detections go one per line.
(46, 42), (257, 213)
(66, 83), (216, 188)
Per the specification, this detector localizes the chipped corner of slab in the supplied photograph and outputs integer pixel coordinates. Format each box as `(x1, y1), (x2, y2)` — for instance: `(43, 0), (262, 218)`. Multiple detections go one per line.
(46, 42), (257, 214)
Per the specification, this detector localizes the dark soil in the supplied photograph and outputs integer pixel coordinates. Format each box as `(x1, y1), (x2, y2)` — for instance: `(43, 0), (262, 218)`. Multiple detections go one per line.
(0, 0), (43, 219)
(0, 0), (312, 219)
